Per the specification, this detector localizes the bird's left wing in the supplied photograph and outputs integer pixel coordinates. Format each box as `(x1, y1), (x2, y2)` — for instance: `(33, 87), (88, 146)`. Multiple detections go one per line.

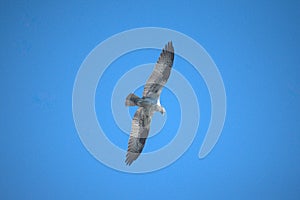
(126, 107), (152, 165)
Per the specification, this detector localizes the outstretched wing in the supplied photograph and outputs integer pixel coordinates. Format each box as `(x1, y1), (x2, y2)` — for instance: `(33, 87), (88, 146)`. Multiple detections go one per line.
(143, 41), (174, 99)
(126, 107), (152, 165)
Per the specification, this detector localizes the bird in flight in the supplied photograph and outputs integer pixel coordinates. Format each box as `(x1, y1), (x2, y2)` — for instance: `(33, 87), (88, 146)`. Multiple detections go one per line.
(125, 41), (174, 165)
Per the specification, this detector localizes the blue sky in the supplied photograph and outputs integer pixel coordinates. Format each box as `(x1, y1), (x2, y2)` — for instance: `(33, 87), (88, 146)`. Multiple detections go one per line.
(1, 0), (300, 199)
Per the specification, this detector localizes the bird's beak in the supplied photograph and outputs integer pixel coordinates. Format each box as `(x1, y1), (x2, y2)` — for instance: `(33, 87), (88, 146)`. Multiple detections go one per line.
(161, 108), (166, 116)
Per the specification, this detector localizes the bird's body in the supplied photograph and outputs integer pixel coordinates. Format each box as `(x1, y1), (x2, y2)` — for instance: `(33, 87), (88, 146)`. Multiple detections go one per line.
(125, 42), (174, 165)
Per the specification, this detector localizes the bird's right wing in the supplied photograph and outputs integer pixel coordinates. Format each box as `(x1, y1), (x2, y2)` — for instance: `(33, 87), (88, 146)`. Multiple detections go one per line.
(143, 41), (174, 99)
(126, 107), (152, 165)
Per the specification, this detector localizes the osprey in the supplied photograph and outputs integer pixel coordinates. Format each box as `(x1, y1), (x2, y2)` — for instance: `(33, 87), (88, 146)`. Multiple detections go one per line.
(125, 41), (174, 165)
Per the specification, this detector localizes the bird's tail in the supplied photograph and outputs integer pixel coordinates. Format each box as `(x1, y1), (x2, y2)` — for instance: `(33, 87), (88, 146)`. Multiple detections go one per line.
(125, 93), (140, 106)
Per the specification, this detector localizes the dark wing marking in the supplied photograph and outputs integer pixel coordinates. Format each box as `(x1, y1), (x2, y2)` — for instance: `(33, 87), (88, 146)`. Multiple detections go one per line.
(143, 41), (174, 99)
(126, 107), (152, 165)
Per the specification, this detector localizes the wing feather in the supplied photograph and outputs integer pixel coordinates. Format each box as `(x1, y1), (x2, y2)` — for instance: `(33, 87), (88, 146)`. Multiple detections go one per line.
(126, 107), (152, 165)
(143, 41), (174, 99)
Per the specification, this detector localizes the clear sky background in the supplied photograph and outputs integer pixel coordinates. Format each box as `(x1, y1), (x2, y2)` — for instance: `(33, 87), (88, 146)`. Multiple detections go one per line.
(1, 0), (300, 199)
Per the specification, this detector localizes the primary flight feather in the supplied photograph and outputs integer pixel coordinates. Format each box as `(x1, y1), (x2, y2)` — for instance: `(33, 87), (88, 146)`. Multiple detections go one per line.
(125, 41), (174, 165)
